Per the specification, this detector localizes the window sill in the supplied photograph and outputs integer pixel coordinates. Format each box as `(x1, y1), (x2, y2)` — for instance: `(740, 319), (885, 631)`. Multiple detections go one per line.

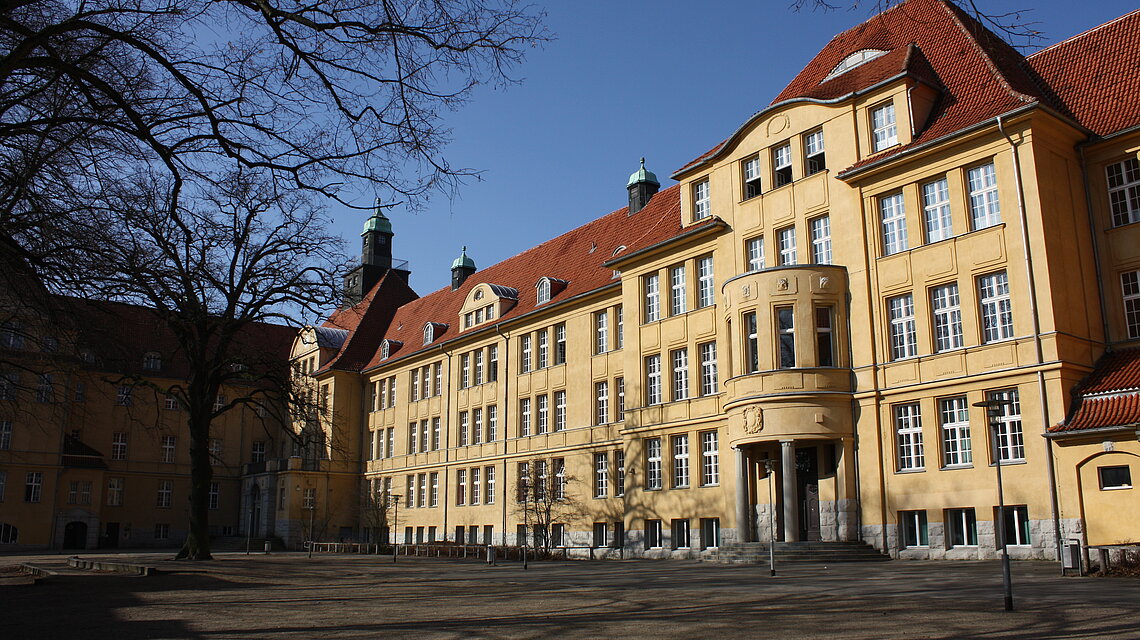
(1099, 485), (1132, 491)
(895, 468), (925, 474)
(941, 464), (974, 471)
(989, 459), (1027, 467)
(699, 483), (721, 488)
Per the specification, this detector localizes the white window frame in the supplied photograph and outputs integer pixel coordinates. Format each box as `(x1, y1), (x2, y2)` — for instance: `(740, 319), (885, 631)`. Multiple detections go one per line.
(931, 283), (963, 352)
(888, 294), (918, 360)
(772, 143), (793, 188)
(692, 179), (711, 220)
(1122, 270), (1140, 339)
(979, 272), (1013, 343)
(646, 438), (662, 490)
(697, 256), (715, 308)
(537, 330), (548, 369)
(520, 334), (532, 373)
(699, 342), (718, 396)
(671, 348), (689, 401)
(967, 163), (1001, 230)
(804, 129), (825, 175)
(670, 265), (687, 316)
(537, 394), (549, 434)
(594, 452), (609, 498)
(922, 178), (952, 242)
(871, 102), (898, 152)
(554, 390), (566, 432)
(645, 273), (661, 323)
(701, 431), (720, 486)
(1107, 157), (1140, 226)
(672, 434), (690, 488)
(595, 310), (609, 354)
(645, 354), (662, 406)
(940, 396), (973, 468)
(810, 215), (832, 264)
(880, 192), (908, 255)
(747, 236), (765, 271)
(595, 381), (609, 425)
(895, 402), (924, 471)
(743, 155), (762, 199)
(520, 397), (532, 437)
(988, 389), (1024, 463)
(778, 227), (797, 265)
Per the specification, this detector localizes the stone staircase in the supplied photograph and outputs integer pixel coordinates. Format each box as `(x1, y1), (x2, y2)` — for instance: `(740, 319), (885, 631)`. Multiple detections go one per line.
(702, 541), (890, 564)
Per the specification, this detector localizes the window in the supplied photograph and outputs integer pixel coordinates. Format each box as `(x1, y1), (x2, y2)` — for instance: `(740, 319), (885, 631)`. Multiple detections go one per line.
(742, 155), (762, 199)
(0, 471), (5, 502)
(554, 458), (566, 500)
(692, 179), (710, 220)
(895, 403), (924, 471)
(387, 429), (394, 458)
(111, 432), (128, 460)
(672, 519), (691, 549)
(537, 330), (549, 369)
(773, 143), (792, 187)
(922, 178), (952, 242)
(900, 510), (928, 547)
(646, 438), (662, 490)
(871, 102), (897, 152)
(520, 334), (532, 373)
(1098, 465), (1132, 490)
(435, 362), (444, 390)
(700, 518), (721, 550)
(804, 129), (826, 175)
(67, 480), (91, 505)
(74, 383), (86, 403)
(155, 524), (170, 540)
(614, 305), (625, 350)
(697, 256), (715, 308)
(0, 321), (23, 350)
(516, 462), (529, 502)
(164, 395), (179, 411)
(35, 374), (53, 403)
(472, 409), (483, 445)
(967, 163), (1001, 230)
(825, 48), (887, 79)
(595, 311), (609, 354)
(423, 323), (434, 345)
(940, 396), (972, 467)
(420, 419), (430, 452)
(208, 482), (220, 510)
(537, 394), (549, 434)
(979, 272), (1013, 342)
(554, 391), (566, 431)
(1122, 271), (1140, 339)
(24, 472), (42, 503)
(1000, 505), (1031, 546)
(251, 441), (266, 463)
(645, 519), (663, 549)
(645, 355), (662, 405)
(615, 450), (625, 497)
(0, 420), (9, 450)
(460, 354), (471, 388)
(161, 435), (176, 463)
(778, 226), (797, 265)
(486, 407), (497, 442)
(594, 452), (609, 498)
(593, 522), (609, 548)
(988, 389), (1024, 462)
(947, 508), (978, 546)
(554, 323), (566, 365)
(701, 431), (720, 486)
(456, 469), (466, 506)
(484, 467), (495, 504)
(552, 523), (566, 547)
(931, 284), (963, 352)
(458, 412), (469, 447)
(616, 377), (625, 421)
(810, 216), (832, 264)
(699, 342), (718, 396)
(744, 312), (759, 374)
(595, 381), (609, 425)
(116, 385), (133, 406)
(536, 278), (551, 305)
(669, 265), (687, 316)
(888, 294), (917, 360)
(777, 307), (795, 369)
(470, 468), (481, 505)
(880, 192), (908, 255)
(520, 398), (531, 436)
(671, 348), (689, 401)
(214, 394), (227, 413)
(474, 350), (484, 385)
(746, 236), (765, 271)
(302, 487), (316, 509)
(1107, 157), (1140, 226)
(107, 478), (123, 506)
(672, 434), (690, 488)
(157, 480), (172, 508)
(815, 307), (835, 367)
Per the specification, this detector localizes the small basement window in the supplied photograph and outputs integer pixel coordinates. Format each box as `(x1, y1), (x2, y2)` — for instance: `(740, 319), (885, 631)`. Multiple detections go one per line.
(1099, 465), (1132, 490)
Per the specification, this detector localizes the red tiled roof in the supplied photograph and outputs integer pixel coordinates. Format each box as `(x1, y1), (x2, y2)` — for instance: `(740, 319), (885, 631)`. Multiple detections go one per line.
(1026, 9), (1140, 138)
(676, 0), (1049, 178)
(1052, 348), (1140, 433)
(360, 185), (688, 371)
(321, 271), (418, 372)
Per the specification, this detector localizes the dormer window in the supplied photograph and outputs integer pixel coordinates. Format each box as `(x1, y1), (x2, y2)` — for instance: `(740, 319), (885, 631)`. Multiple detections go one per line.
(871, 102), (898, 152)
(143, 352), (162, 371)
(537, 279), (551, 305)
(692, 179), (710, 220)
(380, 339), (401, 360)
(422, 322), (448, 345)
(822, 49), (887, 82)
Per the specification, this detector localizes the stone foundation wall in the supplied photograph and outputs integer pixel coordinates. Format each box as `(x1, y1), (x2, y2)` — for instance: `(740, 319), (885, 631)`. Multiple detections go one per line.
(862, 518), (1080, 560)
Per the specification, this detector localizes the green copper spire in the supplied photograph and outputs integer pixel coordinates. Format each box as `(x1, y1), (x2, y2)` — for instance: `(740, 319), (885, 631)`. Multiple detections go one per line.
(626, 157), (660, 188)
(362, 197), (393, 235)
(451, 246), (476, 270)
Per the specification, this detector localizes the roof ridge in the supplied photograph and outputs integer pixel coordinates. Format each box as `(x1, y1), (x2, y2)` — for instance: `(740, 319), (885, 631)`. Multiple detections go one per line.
(937, 0), (1036, 104)
(1028, 7), (1140, 59)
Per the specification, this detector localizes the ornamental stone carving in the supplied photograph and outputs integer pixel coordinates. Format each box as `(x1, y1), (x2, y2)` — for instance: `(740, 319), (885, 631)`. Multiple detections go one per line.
(742, 406), (764, 434)
(776, 277), (789, 292)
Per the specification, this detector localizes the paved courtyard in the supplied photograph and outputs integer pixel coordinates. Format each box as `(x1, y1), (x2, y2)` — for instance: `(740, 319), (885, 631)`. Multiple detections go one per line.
(4, 552), (1139, 639)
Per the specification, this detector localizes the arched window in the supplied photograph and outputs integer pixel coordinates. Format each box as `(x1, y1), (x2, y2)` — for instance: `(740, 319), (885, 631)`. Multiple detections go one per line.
(423, 323), (434, 345)
(537, 278), (552, 305)
(823, 49), (888, 82)
(380, 341), (390, 360)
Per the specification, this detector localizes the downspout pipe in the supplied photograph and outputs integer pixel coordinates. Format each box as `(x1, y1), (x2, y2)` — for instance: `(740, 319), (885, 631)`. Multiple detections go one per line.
(495, 323), (511, 546)
(996, 115), (1063, 563)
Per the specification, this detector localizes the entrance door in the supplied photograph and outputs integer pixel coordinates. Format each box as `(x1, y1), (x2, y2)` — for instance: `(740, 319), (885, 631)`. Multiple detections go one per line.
(796, 447), (821, 541)
(102, 522), (120, 549)
(63, 521), (88, 549)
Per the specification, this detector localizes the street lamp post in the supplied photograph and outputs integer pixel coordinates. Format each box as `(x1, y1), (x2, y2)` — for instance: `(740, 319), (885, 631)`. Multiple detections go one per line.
(975, 399), (1014, 612)
(522, 479), (529, 571)
(390, 495), (401, 562)
(764, 459), (777, 577)
(307, 502), (316, 559)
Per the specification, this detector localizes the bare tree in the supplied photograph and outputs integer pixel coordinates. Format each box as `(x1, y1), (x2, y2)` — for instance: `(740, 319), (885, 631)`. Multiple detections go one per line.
(789, 0), (1041, 48)
(514, 458), (579, 553)
(359, 478), (391, 546)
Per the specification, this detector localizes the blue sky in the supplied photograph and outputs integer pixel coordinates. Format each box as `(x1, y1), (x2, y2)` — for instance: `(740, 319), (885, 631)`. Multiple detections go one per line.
(329, 0), (1139, 296)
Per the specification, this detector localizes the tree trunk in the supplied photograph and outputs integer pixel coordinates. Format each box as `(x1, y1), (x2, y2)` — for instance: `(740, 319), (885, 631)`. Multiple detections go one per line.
(177, 391), (216, 560)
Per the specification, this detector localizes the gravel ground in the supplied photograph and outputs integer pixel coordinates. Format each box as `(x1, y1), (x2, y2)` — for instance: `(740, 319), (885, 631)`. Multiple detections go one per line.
(4, 552), (1139, 639)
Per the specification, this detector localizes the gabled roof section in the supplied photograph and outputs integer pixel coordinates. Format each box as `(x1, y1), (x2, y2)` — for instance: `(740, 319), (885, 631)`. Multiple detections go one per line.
(1026, 8), (1140, 138)
(1051, 348), (1140, 434)
(320, 271), (418, 372)
(359, 185), (685, 371)
(675, 0), (1051, 178)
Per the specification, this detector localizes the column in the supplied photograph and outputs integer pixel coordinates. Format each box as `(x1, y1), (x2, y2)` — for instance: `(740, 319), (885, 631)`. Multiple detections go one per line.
(735, 447), (752, 543)
(781, 439), (799, 542)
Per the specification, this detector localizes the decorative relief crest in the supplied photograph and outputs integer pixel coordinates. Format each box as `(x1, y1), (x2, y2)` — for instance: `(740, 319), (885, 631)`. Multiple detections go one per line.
(766, 114), (790, 136)
(1103, 440), (1116, 452)
(742, 406), (764, 434)
(776, 277), (789, 292)
(740, 284), (752, 301)
(819, 276), (830, 289)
